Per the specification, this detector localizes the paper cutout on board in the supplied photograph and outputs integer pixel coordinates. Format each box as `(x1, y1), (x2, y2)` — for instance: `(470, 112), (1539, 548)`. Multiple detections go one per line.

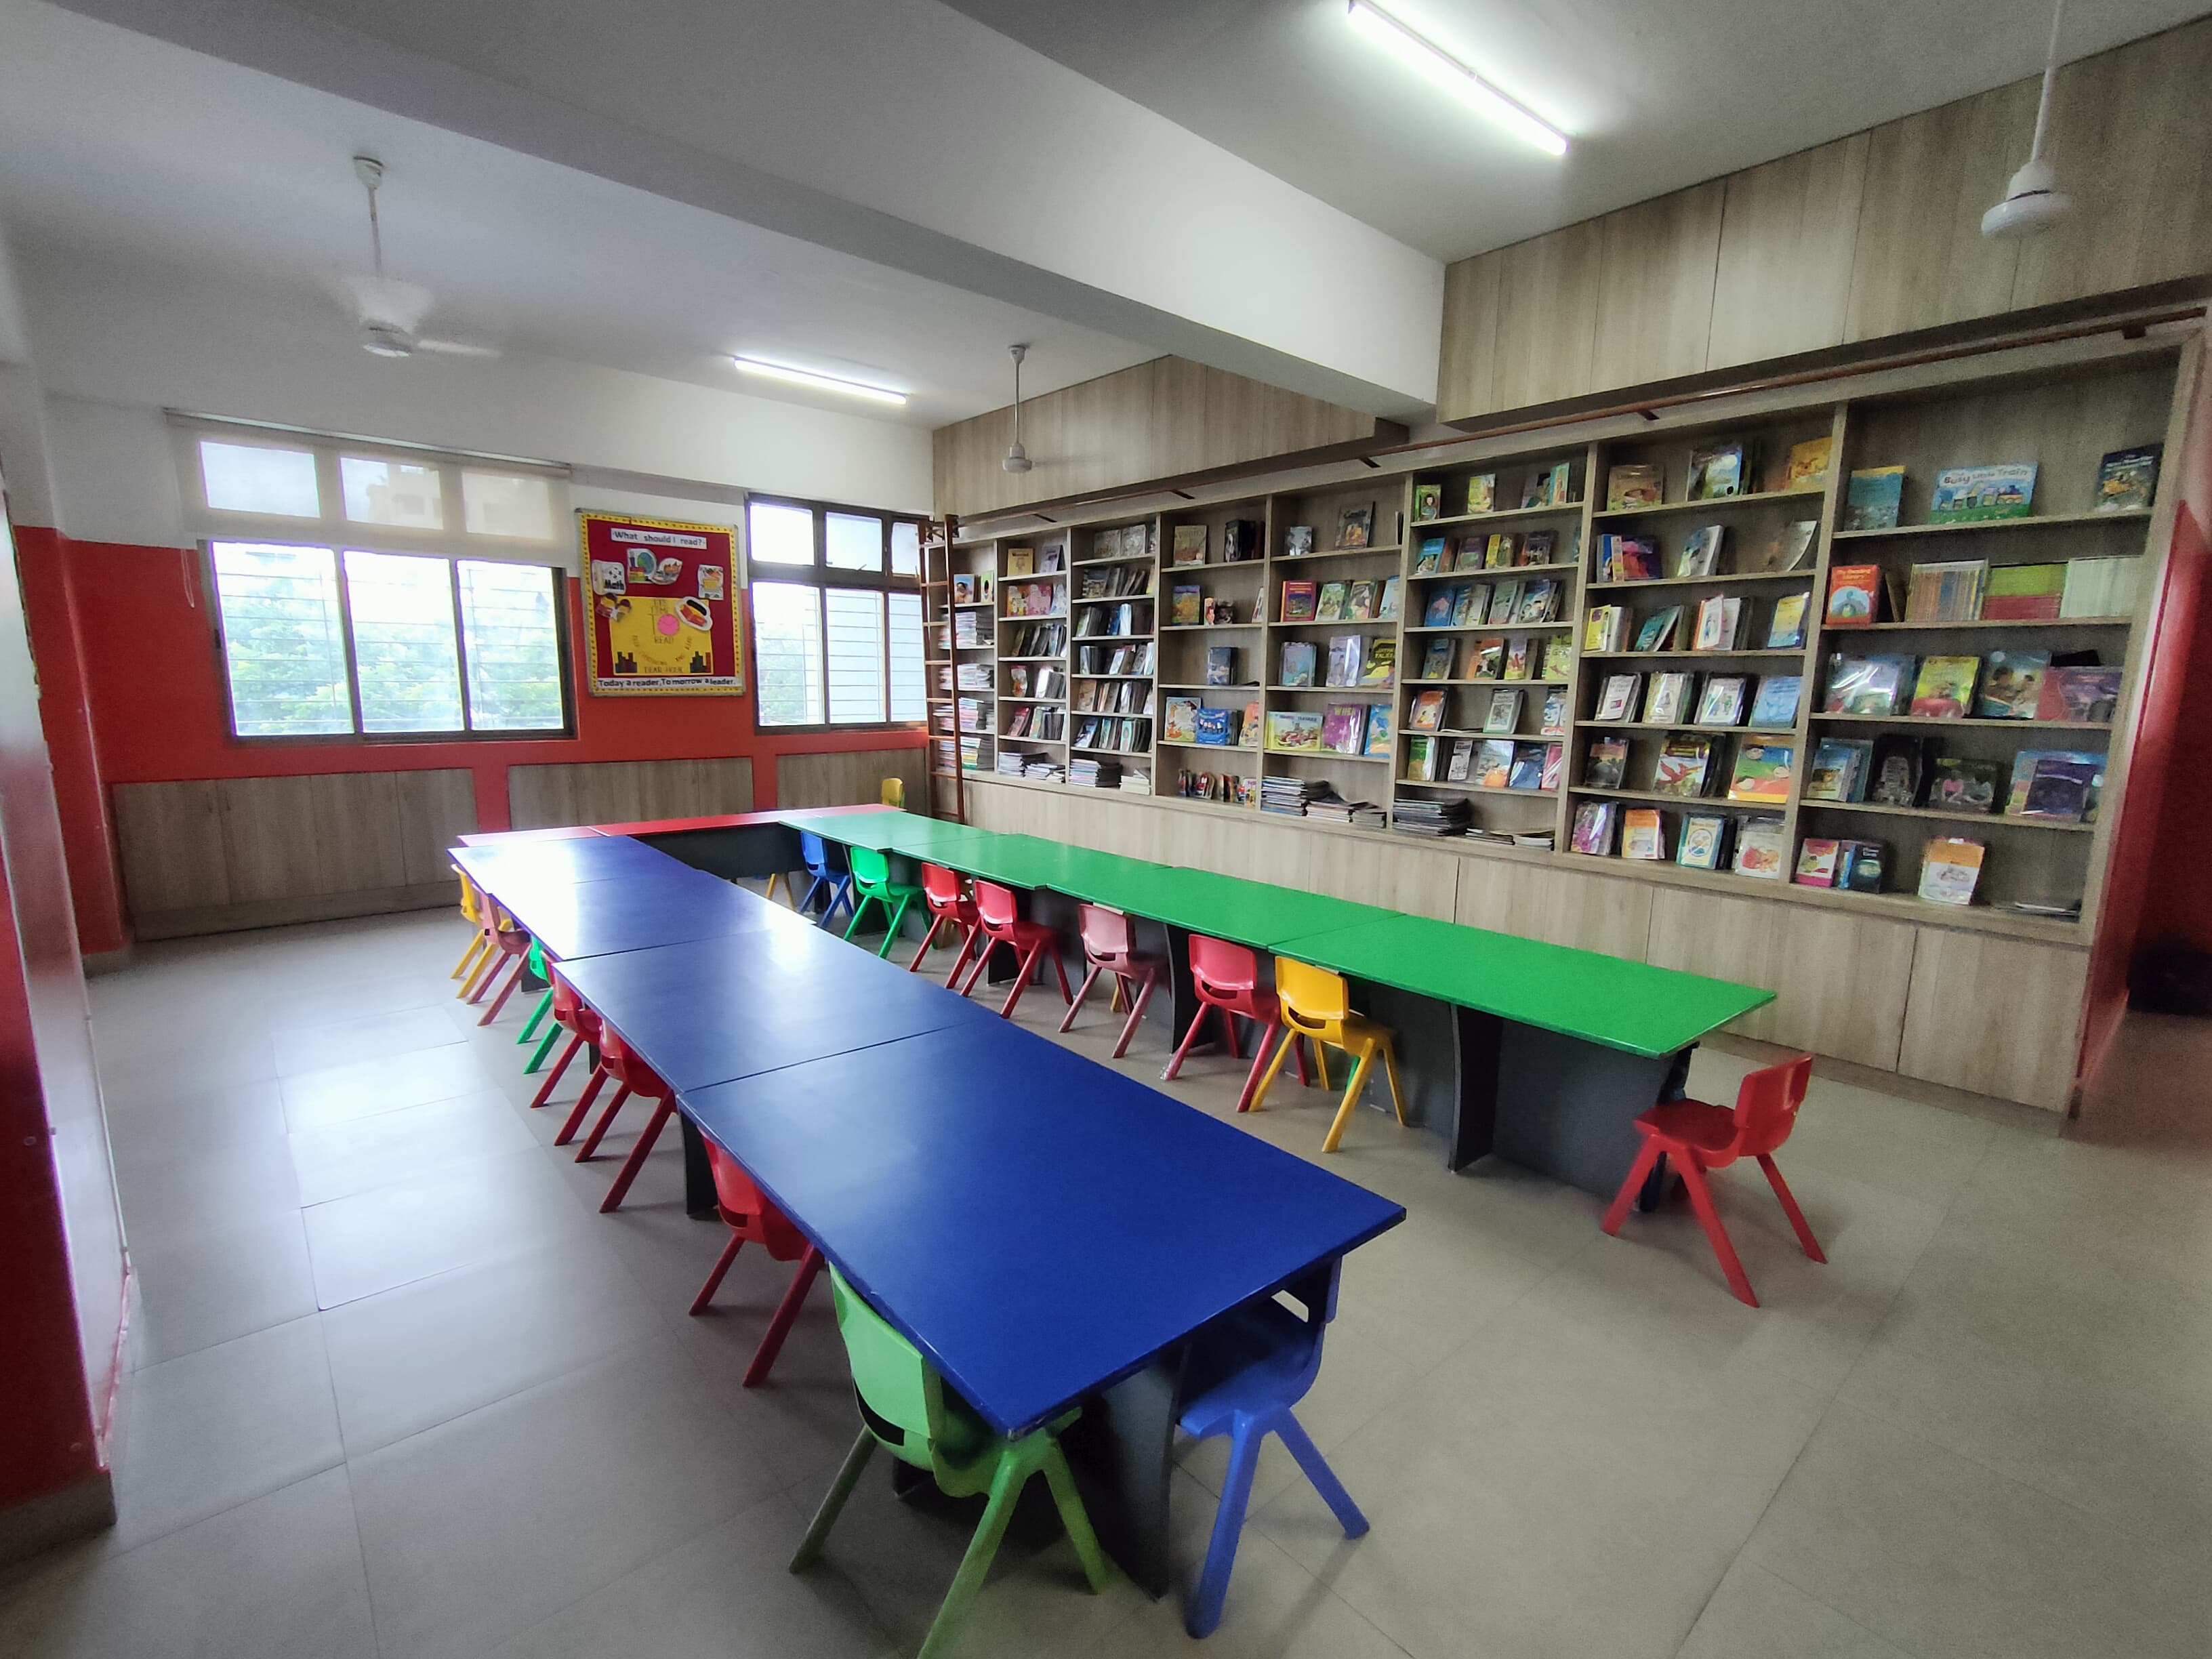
(697, 565), (725, 601)
(590, 560), (626, 596)
(579, 512), (741, 696)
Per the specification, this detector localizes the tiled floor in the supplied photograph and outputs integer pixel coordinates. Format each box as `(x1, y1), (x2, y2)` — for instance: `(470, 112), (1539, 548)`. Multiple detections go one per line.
(4, 901), (2209, 1659)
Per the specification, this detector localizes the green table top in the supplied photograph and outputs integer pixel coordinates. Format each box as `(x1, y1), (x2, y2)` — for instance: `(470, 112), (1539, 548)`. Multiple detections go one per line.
(1107, 867), (1388, 949)
(1273, 913), (1771, 1059)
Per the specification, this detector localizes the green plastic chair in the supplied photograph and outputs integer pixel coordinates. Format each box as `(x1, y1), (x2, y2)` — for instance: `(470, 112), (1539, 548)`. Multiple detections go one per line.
(842, 846), (924, 959)
(791, 1268), (1113, 1657)
(515, 940), (562, 1073)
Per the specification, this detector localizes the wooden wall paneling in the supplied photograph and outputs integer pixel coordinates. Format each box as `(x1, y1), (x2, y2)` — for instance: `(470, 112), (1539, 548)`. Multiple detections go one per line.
(1845, 77), (2037, 342)
(507, 758), (754, 829)
(1435, 250), (1503, 425)
(110, 779), (230, 917)
(2012, 22), (2212, 311)
(216, 776), (329, 902)
(1298, 832), (1458, 922)
(395, 769), (480, 884)
(1898, 932), (2088, 1109)
(1707, 134), (1870, 371)
(775, 747), (924, 811)
(1487, 220), (1605, 414)
(307, 771), (409, 894)
(1452, 861), (1653, 962)
(1590, 183), (1725, 392)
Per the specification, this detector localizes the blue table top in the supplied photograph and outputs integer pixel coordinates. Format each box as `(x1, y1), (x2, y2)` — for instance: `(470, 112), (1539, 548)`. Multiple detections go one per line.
(452, 834), (671, 890)
(557, 929), (994, 1091)
(492, 867), (794, 962)
(680, 1021), (1405, 1437)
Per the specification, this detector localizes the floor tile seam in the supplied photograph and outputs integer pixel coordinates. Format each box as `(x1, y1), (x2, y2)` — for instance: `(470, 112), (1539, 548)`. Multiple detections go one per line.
(1715, 1556), (1934, 1659)
(281, 1079), (512, 1134)
(762, 1483), (908, 1656)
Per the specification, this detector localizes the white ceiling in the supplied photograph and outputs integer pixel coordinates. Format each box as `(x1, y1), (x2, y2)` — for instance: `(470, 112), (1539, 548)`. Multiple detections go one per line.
(0, 0), (1155, 425)
(941, 0), (2212, 262)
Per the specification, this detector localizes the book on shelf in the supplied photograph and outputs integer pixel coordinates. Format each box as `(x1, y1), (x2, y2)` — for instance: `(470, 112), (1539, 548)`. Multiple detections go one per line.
(1750, 674), (1802, 727)
(1977, 649), (2050, 719)
(1929, 464), (2035, 524)
(1523, 529), (1560, 564)
(1622, 808), (1667, 860)
(1918, 838), (1986, 905)
(1766, 592), (1809, 650)
(1484, 688), (1523, 733)
(1223, 520), (1262, 562)
(1435, 585), (1474, 627)
(1584, 738), (1630, 790)
(1336, 502), (1374, 549)
(1930, 758), (2001, 813)
(1904, 560), (1988, 622)
(1360, 640), (1397, 686)
(1734, 815), (1788, 879)
(1205, 646), (1239, 687)
(1538, 460), (1575, 507)
(951, 573), (977, 605)
(1908, 656), (1979, 718)
(1676, 525), (1725, 579)
(1678, 813), (1732, 872)
(1362, 702), (1395, 757)
(1982, 562), (2065, 619)
(1486, 580), (1521, 625)
(1469, 637), (1504, 678)
(2043, 665), (2121, 722)
(1413, 536), (1446, 575)
(1688, 441), (1748, 500)
(1595, 673), (1641, 721)
(1786, 438), (1832, 489)
(1170, 585), (1202, 626)
(1502, 637), (1532, 680)
(1540, 688), (1570, 735)
(1595, 535), (1662, 582)
(1868, 734), (1933, 806)
(1542, 636), (1576, 679)
(1006, 547), (1036, 577)
(1162, 697), (1200, 743)
(1242, 697), (1263, 746)
(2096, 445), (2161, 512)
(1584, 605), (1630, 652)
(1516, 579), (1559, 623)
(1728, 741), (1796, 802)
(1419, 638), (1455, 680)
(1324, 635), (1361, 687)
(1475, 739), (1515, 787)
(1635, 607), (1684, 651)
(1378, 576), (1404, 621)
(1843, 466), (1904, 531)
(1265, 710), (1323, 752)
(1837, 839), (1888, 893)
(1540, 741), (1565, 791)
(1644, 670), (1696, 724)
(1795, 838), (1842, 887)
(1279, 640), (1318, 687)
(1170, 525), (1207, 566)
(2060, 557), (2138, 619)
(1412, 483), (1442, 523)
(1281, 580), (1319, 621)
(1281, 525), (1315, 558)
(1347, 580), (1378, 621)
(1406, 734), (1438, 782)
(1804, 737), (1873, 802)
(1321, 703), (1368, 755)
(1393, 794), (1471, 837)
(1654, 733), (1716, 797)
(1316, 581), (1349, 621)
(1570, 800), (1619, 855)
(1191, 705), (1240, 746)
(1692, 594), (1745, 651)
(1467, 473), (1496, 515)
(2006, 750), (2103, 820)
(1696, 674), (1748, 726)
(1504, 741), (1546, 791)
(1823, 653), (1915, 715)
(1744, 519), (1819, 575)
(1825, 564), (1883, 625)
(1605, 464), (1664, 512)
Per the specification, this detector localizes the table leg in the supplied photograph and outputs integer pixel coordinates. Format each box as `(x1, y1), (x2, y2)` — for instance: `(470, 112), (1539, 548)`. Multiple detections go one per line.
(1489, 1028), (1689, 1202)
(680, 1113), (717, 1218)
(1059, 1347), (1185, 1598)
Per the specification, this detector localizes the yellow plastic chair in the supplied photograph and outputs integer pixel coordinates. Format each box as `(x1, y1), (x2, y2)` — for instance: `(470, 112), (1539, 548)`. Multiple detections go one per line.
(1250, 958), (1405, 1153)
(451, 870), (493, 991)
(880, 777), (905, 808)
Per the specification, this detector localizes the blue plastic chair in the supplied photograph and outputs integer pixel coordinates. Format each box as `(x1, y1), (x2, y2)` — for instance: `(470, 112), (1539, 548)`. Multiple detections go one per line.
(794, 831), (856, 929)
(1178, 1259), (1368, 1637)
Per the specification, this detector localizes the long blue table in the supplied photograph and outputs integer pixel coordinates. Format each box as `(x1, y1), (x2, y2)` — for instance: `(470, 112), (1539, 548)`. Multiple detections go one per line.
(452, 834), (676, 887)
(479, 867), (794, 964)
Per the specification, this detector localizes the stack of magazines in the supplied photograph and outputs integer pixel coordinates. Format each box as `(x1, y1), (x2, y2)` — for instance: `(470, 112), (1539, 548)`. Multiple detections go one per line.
(1068, 757), (1122, 789)
(1119, 769), (1153, 795)
(1392, 796), (1471, 837)
(1261, 776), (1330, 817)
(1022, 758), (1064, 783)
(1306, 796), (1386, 830)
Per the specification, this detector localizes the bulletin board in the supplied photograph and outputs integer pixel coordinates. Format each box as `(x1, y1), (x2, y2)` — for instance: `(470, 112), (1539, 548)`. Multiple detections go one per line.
(577, 512), (743, 697)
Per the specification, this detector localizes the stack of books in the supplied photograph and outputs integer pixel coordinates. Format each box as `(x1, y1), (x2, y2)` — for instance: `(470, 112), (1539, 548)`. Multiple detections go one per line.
(1305, 796), (1385, 829)
(1261, 775), (1330, 817)
(1391, 796), (1472, 837)
(995, 752), (1026, 777)
(1021, 758), (1065, 783)
(1120, 769), (1153, 796)
(1067, 757), (1122, 790)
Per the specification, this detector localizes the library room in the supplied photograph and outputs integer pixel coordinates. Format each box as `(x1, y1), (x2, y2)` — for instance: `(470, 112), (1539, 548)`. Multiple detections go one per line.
(2, 3), (2210, 1657)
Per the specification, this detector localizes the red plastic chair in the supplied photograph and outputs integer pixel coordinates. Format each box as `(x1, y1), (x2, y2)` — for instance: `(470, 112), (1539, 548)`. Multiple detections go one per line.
(1601, 1054), (1824, 1307)
(690, 1143), (827, 1386)
(1060, 903), (1165, 1059)
(954, 880), (1072, 1020)
(575, 1027), (678, 1214)
(1162, 935), (1309, 1114)
(907, 863), (983, 983)
(526, 970), (602, 1112)
(469, 909), (534, 1025)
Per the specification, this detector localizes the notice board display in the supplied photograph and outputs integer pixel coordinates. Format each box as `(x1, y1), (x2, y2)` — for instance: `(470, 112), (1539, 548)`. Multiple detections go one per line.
(579, 512), (743, 696)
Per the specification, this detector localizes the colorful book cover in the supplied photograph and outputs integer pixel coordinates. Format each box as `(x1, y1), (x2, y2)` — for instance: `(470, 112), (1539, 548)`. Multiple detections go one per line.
(1405, 734), (1436, 781)
(1516, 580), (1556, 623)
(1279, 640), (1317, 687)
(1843, 466), (1905, 531)
(1541, 461), (1574, 506)
(1825, 564), (1881, 625)
(1540, 741), (1564, 791)
(1595, 674), (1639, 721)
(1540, 689), (1569, 736)
(1420, 638), (1455, 680)
(1281, 525), (1314, 558)
(1378, 577), (1403, 621)
(1170, 585), (1202, 626)
(1908, 655), (1979, 718)
(1360, 640), (1397, 686)
(1347, 581), (1378, 621)
(1918, 838), (1986, 905)
(1316, 581), (1349, 622)
(1584, 738), (1630, 790)
(1622, 808), (1666, 860)
(1605, 464), (1664, 512)
(1466, 473), (1496, 515)
(1728, 741), (1796, 802)
(1635, 607), (1682, 651)
(1325, 636), (1359, 687)
(1423, 588), (1457, 628)
(1645, 671), (1694, 724)
(1321, 703), (1365, 754)
(1522, 529), (1558, 565)
(1982, 562), (2066, 620)
(1488, 581), (1522, 625)
(1786, 437), (1832, 489)
(1931, 758), (1999, 813)
(1485, 534), (1517, 569)
(1794, 838), (1841, 887)
(1688, 442), (1747, 500)
(1445, 737), (1472, 783)
(1734, 815), (1788, 879)
(1452, 586), (1488, 628)
(1541, 636), (1576, 680)
(1483, 689), (1523, 733)
(1470, 638), (1504, 678)
(1977, 649), (2050, 719)
(1693, 594), (1732, 652)
(1265, 710), (1322, 752)
(1412, 483), (1442, 523)
(1678, 813), (1729, 871)
(1766, 592), (1809, 649)
(1281, 581), (1319, 621)
(1361, 701), (1394, 758)
(1413, 537), (1446, 576)
(1823, 654), (1913, 716)
(1750, 675), (1803, 728)
(1336, 502), (1374, 549)
(1570, 800), (1618, 856)
(1408, 689), (1446, 731)
(1162, 697), (1199, 744)
(1654, 735), (1713, 797)
(1502, 637), (1532, 680)
(2095, 446), (2160, 513)
(1475, 739), (1515, 788)
(1696, 675), (1746, 726)
(1191, 706), (1237, 746)
(1676, 525), (1725, 579)
(1170, 525), (1208, 566)
(2006, 750), (2103, 820)
(2043, 666), (2122, 724)
(1929, 464), (2035, 524)
(1803, 739), (1871, 803)
(1454, 536), (1488, 572)
(1206, 646), (1238, 687)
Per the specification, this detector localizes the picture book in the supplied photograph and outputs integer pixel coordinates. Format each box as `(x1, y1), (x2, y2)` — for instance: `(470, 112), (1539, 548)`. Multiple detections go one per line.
(1192, 706), (1239, 746)
(1596, 535), (1662, 582)
(1490, 533), (1524, 569)
(1734, 815), (1788, 879)
(1324, 634), (1360, 687)
(1206, 646), (1239, 687)
(1484, 689), (1523, 733)
(1360, 640), (1397, 685)
(1412, 483), (1442, 523)
(1469, 637), (1504, 678)
(1281, 525), (1314, 558)
(1654, 734), (1715, 797)
(1982, 562), (2065, 620)
(1519, 474), (1548, 510)
(1315, 581), (1349, 622)
(1466, 473), (1497, 515)
(1522, 529), (1559, 565)
(1006, 547), (1036, 577)
(1584, 605), (1629, 653)
(2095, 445), (2160, 513)
(1242, 699), (1262, 746)
(1904, 559), (1988, 623)
(1412, 537), (1446, 576)
(1452, 536), (1486, 573)
(1570, 800), (1619, 856)
(1843, 466), (1905, 531)
(1452, 586), (1488, 628)
(1361, 701), (1394, 758)
(1265, 710), (1322, 752)
(1803, 738), (1873, 802)
(1696, 675), (1747, 726)
(1795, 838), (1842, 888)
(1977, 649), (2050, 719)
(1742, 519), (1819, 574)
(1279, 640), (1317, 687)
(1170, 585), (1202, 626)
(1635, 607), (1683, 651)
(1824, 653), (1914, 716)
(1750, 675), (1802, 728)
(1645, 670), (1695, 725)
(1408, 689), (1446, 731)
(1540, 460), (1575, 507)
(1584, 738), (1630, 790)
(1378, 577), (1403, 621)
(1687, 442), (1747, 500)
(1766, 592), (1809, 650)
(1622, 809), (1667, 861)
(1322, 703), (1367, 754)
(1444, 737), (1472, 783)
(1595, 674), (1641, 722)
(1420, 638), (1455, 680)
(1162, 697), (1200, 744)
(1509, 742), (1548, 792)
(1406, 735), (1437, 781)
(1502, 636), (1532, 680)
(1728, 741), (1796, 802)
(1908, 656), (1979, 719)
(1281, 581), (1319, 622)
(1204, 598), (1235, 626)
(1826, 564), (1882, 625)
(1516, 579), (1557, 623)
(1475, 739), (1516, 789)
(1336, 502), (1374, 549)
(1930, 758), (2000, 813)
(1540, 689), (1570, 735)
(1488, 581), (1522, 626)
(1839, 839), (1888, 894)
(2044, 665), (2122, 723)
(1868, 734), (1931, 806)
(1171, 525), (1208, 566)
(1678, 813), (1730, 872)
(1786, 437), (1832, 489)
(1541, 742), (1564, 790)
(2007, 750), (2103, 820)
(1676, 525), (1725, 579)
(1918, 838), (1986, 905)
(1423, 588), (1457, 628)
(1605, 464), (1664, 512)
(1542, 636), (1576, 680)
(1692, 594), (1735, 652)
(1929, 464), (2035, 524)
(951, 573), (977, 605)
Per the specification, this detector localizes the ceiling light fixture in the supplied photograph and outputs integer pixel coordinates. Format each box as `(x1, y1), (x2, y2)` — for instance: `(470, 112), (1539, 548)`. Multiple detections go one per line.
(1345, 1), (1568, 157)
(1982, 0), (2072, 239)
(732, 356), (907, 405)
(1002, 344), (1033, 474)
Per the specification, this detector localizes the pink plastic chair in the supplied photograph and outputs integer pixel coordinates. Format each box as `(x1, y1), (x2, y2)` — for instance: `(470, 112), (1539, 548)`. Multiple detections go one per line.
(575, 1027), (678, 1214)
(1601, 1053), (1824, 1307)
(1162, 935), (1309, 1113)
(954, 880), (1072, 1020)
(907, 863), (983, 983)
(1060, 903), (1165, 1059)
(691, 1142), (827, 1386)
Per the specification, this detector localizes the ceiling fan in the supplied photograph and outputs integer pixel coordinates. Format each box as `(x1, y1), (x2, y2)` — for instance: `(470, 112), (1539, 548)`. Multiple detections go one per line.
(333, 155), (499, 359)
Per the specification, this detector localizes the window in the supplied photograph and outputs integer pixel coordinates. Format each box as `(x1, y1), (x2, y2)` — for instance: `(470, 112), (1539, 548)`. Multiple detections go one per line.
(747, 497), (927, 729)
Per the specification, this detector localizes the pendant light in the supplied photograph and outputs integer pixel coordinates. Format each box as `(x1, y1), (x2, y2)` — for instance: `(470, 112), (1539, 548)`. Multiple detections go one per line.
(1002, 344), (1033, 474)
(1983, 0), (2073, 239)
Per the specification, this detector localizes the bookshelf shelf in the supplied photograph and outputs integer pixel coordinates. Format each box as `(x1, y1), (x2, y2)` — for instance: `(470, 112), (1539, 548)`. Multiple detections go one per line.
(1272, 544), (1402, 564)
(1272, 617), (1398, 630)
(1159, 738), (1260, 752)
(1425, 726), (1567, 739)
(1158, 682), (1259, 691)
(1073, 550), (1158, 567)
(998, 695), (1066, 705)
(953, 600), (995, 610)
(1807, 713), (2112, 731)
(1420, 502), (1583, 531)
(1000, 612), (1067, 623)
(1568, 785), (1786, 807)
(1396, 777), (1557, 798)
(1161, 622), (1261, 632)
(1831, 508), (2152, 541)
(1410, 676), (1572, 687)
(1411, 560), (1580, 581)
(1405, 621), (1571, 634)
(1071, 671), (1156, 681)
(1582, 648), (1804, 660)
(1593, 487), (1826, 522)
(1849, 615), (2131, 631)
(1069, 746), (1152, 758)
(1799, 800), (2095, 832)
(1072, 594), (1154, 607)
(1573, 720), (1796, 733)
(1267, 684), (1393, 695)
(999, 654), (1063, 663)
(1586, 571), (1814, 592)
(1267, 748), (1391, 764)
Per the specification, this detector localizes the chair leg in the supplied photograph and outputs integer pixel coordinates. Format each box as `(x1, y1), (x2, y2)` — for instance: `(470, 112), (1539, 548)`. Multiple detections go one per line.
(466, 949), (514, 1007)
(456, 936), (496, 999)
(1061, 964), (1105, 1033)
(552, 1064), (609, 1145)
(1223, 1014), (1244, 1062)
(478, 957), (527, 1025)
(997, 943), (1044, 1019)
(1112, 976), (1155, 1059)
(1677, 1158), (1758, 1307)
(906, 913), (947, 972)
(873, 893), (914, 958)
(795, 874), (825, 917)
(449, 931), (486, 981)
(575, 1082), (633, 1162)
(689, 1232), (745, 1315)
(1320, 1050), (1370, 1153)
(1271, 1410), (1368, 1538)
(763, 870), (784, 906)
(516, 989), (552, 1044)
(1048, 945), (1073, 1004)
(1232, 1024), (1278, 1114)
(1380, 1038), (1407, 1126)
(943, 923), (982, 989)
(743, 1246), (826, 1387)
(1301, 1034), (1319, 1090)
(790, 1429), (876, 1572)
(527, 1033), (585, 1110)
(1038, 1443), (1113, 1593)
(918, 1454), (1027, 1659)
(1246, 1026), (1299, 1113)
(1187, 1414), (1265, 1639)
(1162, 1004), (1214, 1082)
(1757, 1155), (1826, 1264)
(523, 1018), (562, 1075)
(598, 1098), (675, 1211)
(842, 893), (876, 942)
(1600, 1139), (1665, 1237)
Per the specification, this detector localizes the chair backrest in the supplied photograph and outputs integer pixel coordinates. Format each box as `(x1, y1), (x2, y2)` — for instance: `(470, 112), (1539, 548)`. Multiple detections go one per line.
(457, 872), (482, 922)
(1729, 1054), (1814, 1158)
(800, 830), (834, 876)
(921, 862), (967, 912)
(1188, 933), (1259, 999)
(848, 845), (891, 890)
(880, 777), (905, 808)
(1273, 956), (1350, 1025)
(973, 878), (1021, 931)
(827, 1265), (943, 1460)
(703, 1142), (808, 1254)
(598, 1026), (668, 1096)
(1077, 903), (1133, 962)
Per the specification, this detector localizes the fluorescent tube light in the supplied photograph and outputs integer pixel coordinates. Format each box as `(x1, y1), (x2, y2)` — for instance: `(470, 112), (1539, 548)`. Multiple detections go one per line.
(1345, 1), (1568, 157)
(732, 356), (908, 405)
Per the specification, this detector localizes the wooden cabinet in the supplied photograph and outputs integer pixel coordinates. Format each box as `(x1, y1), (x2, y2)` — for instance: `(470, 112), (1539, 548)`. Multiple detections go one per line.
(1706, 134), (1868, 371)
(1487, 220), (1604, 414)
(1900, 931), (2088, 1110)
(1436, 251), (1502, 428)
(1591, 183), (1725, 392)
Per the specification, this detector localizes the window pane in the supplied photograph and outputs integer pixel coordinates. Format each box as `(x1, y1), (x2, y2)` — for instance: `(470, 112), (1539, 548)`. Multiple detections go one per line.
(747, 501), (814, 566)
(752, 581), (823, 725)
(210, 542), (352, 735)
(340, 457), (445, 531)
(200, 441), (319, 517)
(457, 561), (565, 731)
(461, 471), (555, 540)
(888, 591), (924, 722)
(825, 588), (886, 724)
(825, 512), (883, 571)
(341, 551), (464, 732)
(889, 520), (920, 576)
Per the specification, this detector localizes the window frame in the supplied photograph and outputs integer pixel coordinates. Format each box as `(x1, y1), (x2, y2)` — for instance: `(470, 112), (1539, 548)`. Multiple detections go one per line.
(202, 539), (577, 747)
(745, 493), (927, 735)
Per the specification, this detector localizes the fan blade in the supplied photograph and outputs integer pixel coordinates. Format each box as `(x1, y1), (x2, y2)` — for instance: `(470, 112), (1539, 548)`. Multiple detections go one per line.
(335, 270), (434, 333)
(415, 337), (501, 359)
